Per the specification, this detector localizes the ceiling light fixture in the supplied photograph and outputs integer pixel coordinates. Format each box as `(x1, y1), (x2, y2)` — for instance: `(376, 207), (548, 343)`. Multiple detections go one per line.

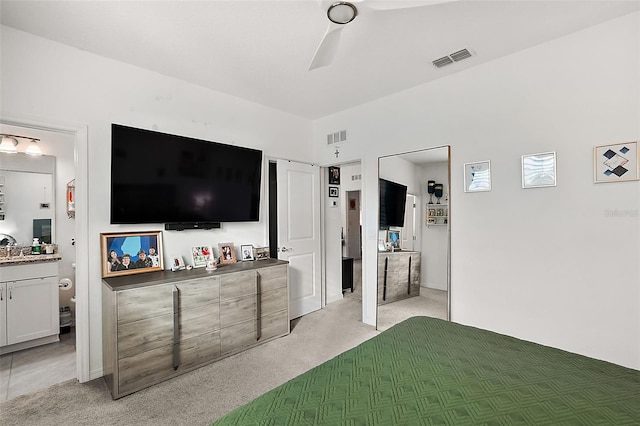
(327, 2), (358, 24)
(0, 135), (19, 153)
(0, 134), (43, 155)
(25, 139), (43, 156)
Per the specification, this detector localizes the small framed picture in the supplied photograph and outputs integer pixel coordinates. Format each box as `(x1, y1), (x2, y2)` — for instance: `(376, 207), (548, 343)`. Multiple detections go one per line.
(100, 231), (164, 278)
(594, 141), (638, 183)
(329, 186), (339, 197)
(464, 160), (491, 192)
(171, 255), (186, 271)
(218, 242), (237, 264)
(240, 245), (255, 261)
(387, 230), (401, 249)
(522, 151), (556, 188)
(191, 245), (214, 268)
(328, 166), (340, 185)
(255, 247), (270, 260)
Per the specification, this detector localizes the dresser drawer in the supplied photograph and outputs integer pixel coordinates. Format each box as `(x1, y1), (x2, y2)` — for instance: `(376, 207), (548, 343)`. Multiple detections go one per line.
(258, 265), (287, 292)
(220, 271), (256, 300)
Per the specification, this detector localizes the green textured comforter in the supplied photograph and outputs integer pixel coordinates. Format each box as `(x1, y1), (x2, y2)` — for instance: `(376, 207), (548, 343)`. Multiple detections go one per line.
(212, 316), (640, 425)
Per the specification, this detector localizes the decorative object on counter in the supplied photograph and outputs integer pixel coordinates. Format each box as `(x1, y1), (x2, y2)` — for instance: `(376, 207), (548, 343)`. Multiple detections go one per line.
(427, 180), (435, 204)
(31, 238), (41, 255)
(170, 255), (186, 271)
(594, 141), (638, 183)
(387, 230), (400, 249)
(241, 244), (255, 261)
(66, 179), (75, 219)
(100, 231), (164, 277)
(522, 151), (557, 188)
(254, 246), (270, 260)
(191, 245), (214, 268)
(205, 258), (217, 271)
(434, 183), (444, 204)
(464, 160), (492, 192)
(218, 242), (237, 264)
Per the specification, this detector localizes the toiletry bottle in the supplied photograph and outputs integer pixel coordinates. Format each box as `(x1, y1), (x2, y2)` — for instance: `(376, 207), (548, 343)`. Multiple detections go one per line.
(32, 238), (41, 255)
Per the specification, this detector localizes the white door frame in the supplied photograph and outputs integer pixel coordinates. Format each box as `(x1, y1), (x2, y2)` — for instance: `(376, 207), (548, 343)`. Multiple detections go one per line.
(0, 115), (90, 383)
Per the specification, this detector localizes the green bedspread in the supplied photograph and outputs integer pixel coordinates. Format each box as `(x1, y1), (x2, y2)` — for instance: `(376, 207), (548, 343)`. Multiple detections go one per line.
(212, 316), (640, 425)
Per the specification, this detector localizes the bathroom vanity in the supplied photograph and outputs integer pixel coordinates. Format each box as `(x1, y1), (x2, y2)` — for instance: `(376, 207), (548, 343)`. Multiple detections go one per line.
(0, 257), (60, 354)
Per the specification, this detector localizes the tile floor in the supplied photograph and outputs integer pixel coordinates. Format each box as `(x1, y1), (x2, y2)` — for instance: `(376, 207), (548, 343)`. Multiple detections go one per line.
(0, 329), (76, 402)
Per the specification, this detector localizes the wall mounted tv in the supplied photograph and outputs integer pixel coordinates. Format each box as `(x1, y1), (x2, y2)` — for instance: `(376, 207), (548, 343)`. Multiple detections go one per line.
(110, 124), (263, 226)
(379, 178), (407, 229)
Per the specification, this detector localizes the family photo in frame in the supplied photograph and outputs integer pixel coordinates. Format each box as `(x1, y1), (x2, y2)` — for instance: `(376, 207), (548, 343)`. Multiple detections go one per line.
(101, 231), (164, 278)
(218, 242), (237, 264)
(191, 245), (214, 268)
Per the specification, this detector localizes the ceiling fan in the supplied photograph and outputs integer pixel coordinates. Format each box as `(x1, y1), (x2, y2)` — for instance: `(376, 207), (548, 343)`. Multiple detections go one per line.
(309, 0), (456, 70)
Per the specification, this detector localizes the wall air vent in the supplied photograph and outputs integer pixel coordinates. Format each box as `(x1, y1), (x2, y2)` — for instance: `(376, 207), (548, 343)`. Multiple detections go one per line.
(432, 48), (473, 68)
(327, 129), (347, 145)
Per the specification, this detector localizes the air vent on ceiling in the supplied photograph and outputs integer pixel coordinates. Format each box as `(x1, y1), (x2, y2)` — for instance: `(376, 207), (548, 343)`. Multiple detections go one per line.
(432, 48), (473, 68)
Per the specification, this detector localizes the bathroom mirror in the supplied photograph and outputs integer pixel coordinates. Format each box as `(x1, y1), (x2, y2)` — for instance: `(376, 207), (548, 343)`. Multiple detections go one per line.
(0, 153), (56, 245)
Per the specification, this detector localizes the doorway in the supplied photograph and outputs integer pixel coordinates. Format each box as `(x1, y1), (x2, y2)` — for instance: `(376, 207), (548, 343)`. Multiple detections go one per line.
(0, 121), (84, 400)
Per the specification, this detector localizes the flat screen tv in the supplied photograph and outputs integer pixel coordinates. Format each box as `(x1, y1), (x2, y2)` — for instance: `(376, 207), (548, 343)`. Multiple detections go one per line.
(379, 178), (407, 229)
(110, 124), (262, 225)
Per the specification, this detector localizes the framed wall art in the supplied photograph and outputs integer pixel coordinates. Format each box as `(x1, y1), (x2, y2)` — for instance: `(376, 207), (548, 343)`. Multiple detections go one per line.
(522, 152), (556, 189)
(594, 141), (638, 183)
(463, 160), (491, 192)
(329, 186), (339, 197)
(328, 166), (340, 185)
(101, 231), (164, 278)
(191, 245), (214, 268)
(218, 242), (237, 264)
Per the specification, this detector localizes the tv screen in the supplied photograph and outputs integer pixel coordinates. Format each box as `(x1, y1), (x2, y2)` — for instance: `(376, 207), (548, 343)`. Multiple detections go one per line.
(110, 124), (262, 224)
(379, 178), (407, 228)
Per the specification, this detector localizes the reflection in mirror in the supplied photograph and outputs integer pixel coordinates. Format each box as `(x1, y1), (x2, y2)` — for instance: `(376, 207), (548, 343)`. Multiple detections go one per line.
(377, 146), (450, 331)
(0, 153), (56, 246)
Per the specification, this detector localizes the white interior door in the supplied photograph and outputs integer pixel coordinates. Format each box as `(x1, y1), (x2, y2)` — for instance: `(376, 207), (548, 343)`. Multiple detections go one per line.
(402, 194), (416, 250)
(276, 160), (322, 319)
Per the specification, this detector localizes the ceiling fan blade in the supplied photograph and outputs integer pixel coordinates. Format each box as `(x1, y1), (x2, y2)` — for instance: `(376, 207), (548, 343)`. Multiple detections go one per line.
(360, 0), (457, 13)
(308, 23), (344, 70)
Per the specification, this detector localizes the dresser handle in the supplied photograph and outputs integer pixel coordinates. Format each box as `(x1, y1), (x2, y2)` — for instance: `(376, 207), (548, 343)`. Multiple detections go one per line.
(256, 273), (261, 341)
(383, 257), (389, 301)
(408, 256), (412, 295)
(172, 285), (180, 370)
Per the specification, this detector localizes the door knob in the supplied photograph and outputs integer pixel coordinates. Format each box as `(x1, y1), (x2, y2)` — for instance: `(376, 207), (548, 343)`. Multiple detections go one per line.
(280, 247), (290, 252)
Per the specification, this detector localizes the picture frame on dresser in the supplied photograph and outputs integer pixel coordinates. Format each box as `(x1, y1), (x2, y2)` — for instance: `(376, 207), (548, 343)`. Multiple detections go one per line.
(100, 231), (164, 278)
(240, 244), (255, 261)
(191, 245), (214, 268)
(218, 242), (237, 264)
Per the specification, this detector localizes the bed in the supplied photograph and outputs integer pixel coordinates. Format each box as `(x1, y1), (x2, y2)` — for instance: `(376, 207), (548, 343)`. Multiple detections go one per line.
(212, 316), (640, 425)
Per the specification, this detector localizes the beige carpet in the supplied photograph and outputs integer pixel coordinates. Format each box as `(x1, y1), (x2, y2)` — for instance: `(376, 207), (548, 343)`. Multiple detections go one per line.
(0, 267), (447, 426)
(0, 296), (377, 426)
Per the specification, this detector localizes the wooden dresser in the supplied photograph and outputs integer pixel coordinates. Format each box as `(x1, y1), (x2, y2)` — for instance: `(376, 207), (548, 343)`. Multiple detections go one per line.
(377, 251), (420, 305)
(102, 259), (288, 399)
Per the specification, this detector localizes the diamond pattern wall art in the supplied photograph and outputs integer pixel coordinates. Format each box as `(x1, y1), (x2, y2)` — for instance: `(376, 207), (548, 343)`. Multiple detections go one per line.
(594, 141), (638, 183)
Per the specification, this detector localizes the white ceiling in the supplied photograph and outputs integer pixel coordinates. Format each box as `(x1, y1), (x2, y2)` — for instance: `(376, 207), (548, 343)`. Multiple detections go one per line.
(1, 1), (638, 120)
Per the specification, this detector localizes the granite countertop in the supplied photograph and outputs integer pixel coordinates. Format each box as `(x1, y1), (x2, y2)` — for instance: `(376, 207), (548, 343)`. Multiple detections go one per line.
(0, 254), (62, 266)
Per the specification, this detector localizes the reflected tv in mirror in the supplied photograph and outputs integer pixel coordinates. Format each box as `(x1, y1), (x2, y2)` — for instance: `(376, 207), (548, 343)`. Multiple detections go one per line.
(110, 124), (262, 224)
(379, 178), (407, 229)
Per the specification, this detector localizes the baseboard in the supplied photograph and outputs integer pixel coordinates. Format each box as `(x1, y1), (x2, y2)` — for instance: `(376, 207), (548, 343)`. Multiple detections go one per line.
(326, 293), (344, 305)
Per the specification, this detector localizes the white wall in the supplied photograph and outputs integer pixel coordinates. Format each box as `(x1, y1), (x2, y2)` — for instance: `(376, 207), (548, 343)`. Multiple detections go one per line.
(313, 12), (640, 368)
(420, 162), (449, 290)
(1, 26), (314, 378)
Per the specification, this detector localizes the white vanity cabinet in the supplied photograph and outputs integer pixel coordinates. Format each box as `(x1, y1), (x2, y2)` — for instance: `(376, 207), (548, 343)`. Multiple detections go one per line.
(0, 261), (60, 353)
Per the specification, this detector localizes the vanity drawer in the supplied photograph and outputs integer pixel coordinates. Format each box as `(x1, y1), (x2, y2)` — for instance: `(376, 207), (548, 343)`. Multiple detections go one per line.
(1, 262), (58, 281)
